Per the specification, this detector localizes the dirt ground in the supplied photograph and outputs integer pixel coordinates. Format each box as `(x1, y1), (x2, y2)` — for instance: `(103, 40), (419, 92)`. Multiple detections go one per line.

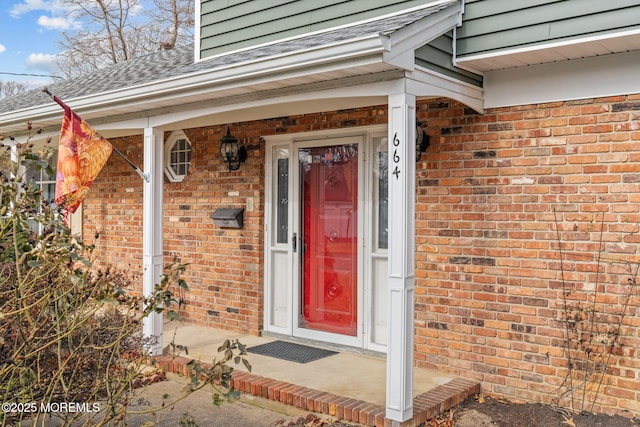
(450, 395), (638, 427)
(281, 395), (639, 427)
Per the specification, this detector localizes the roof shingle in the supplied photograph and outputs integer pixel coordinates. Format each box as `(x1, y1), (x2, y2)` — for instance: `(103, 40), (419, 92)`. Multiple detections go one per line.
(0, 2), (453, 115)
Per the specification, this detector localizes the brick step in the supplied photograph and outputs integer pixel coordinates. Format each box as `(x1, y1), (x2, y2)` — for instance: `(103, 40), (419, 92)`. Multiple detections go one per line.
(154, 355), (480, 427)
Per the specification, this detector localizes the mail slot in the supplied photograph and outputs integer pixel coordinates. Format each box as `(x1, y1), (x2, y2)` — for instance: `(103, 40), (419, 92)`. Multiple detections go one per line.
(211, 207), (244, 228)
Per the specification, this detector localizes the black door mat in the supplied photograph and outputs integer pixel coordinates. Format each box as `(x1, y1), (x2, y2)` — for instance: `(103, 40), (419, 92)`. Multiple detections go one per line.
(248, 340), (337, 364)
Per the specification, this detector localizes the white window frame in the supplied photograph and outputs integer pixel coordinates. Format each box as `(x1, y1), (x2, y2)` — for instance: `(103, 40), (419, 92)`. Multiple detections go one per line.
(164, 130), (192, 182)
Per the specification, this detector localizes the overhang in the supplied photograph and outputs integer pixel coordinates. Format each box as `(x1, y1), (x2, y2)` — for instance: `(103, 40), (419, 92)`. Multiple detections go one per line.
(0, 0), (477, 138)
(455, 28), (640, 73)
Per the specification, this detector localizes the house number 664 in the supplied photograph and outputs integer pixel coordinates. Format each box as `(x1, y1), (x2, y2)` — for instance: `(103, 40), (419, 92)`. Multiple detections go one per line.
(392, 132), (401, 180)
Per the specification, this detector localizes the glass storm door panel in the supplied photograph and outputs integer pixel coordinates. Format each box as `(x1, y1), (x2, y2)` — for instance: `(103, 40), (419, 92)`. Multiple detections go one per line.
(299, 144), (358, 336)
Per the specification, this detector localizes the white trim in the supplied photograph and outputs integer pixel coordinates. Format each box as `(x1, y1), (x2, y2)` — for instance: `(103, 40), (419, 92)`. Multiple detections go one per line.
(408, 65), (484, 112)
(263, 125), (390, 352)
(0, 36), (388, 134)
(364, 130), (391, 354)
(386, 92), (416, 422)
(163, 130), (192, 182)
(196, 0), (457, 63)
(263, 125), (388, 145)
(455, 27), (640, 68)
(383, 1), (462, 70)
(142, 127), (164, 356)
(263, 142), (294, 336)
(193, 0), (201, 62)
(484, 50), (640, 109)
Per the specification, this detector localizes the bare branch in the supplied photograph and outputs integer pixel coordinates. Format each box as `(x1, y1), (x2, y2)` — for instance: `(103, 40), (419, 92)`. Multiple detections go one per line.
(56, 0), (194, 79)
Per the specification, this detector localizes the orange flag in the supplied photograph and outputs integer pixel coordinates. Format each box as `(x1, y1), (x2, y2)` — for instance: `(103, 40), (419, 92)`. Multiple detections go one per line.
(54, 96), (112, 213)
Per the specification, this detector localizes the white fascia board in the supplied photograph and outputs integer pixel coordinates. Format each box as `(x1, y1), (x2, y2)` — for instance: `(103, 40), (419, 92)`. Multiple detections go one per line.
(149, 78), (403, 128)
(408, 65), (483, 113)
(382, 1), (462, 70)
(455, 27), (640, 74)
(484, 50), (640, 109)
(0, 104), (66, 135)
(193, 0), (201, 62)
(0, 36), (386, 133)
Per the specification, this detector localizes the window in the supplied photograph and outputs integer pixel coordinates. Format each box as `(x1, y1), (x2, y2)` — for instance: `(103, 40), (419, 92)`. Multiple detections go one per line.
(164, 131), (192, 182)
(270, 146), (289, 245)
(372, 136), (388, 250)
(25, 151), (57, 233)
(276, 158), (289, 244)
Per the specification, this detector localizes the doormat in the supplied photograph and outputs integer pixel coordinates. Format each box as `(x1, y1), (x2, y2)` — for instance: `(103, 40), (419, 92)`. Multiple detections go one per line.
(248, 340), (338, 364)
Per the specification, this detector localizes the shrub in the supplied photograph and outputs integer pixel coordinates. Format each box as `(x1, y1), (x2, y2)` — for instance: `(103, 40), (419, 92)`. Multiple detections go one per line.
(0, 129), (249, 427)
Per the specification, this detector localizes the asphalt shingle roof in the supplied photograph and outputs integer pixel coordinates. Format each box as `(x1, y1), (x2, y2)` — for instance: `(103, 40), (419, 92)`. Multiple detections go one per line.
(0, 2), (453, 115)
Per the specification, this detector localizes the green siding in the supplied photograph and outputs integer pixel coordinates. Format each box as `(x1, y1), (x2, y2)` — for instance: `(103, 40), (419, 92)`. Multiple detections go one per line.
(200, 0), (428, 58)
(416, 33), (483, 86)
(458, 0), (640, 57)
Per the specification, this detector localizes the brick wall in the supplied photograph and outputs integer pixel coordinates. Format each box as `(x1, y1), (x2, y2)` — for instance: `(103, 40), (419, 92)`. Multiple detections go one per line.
(83, 108), (387, 334)
(414, 95), (640, 416)
(83, 95), (640, 416)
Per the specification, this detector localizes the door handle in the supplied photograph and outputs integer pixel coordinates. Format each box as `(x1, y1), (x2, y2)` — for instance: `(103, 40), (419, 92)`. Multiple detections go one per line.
(292, 233), (297, 253)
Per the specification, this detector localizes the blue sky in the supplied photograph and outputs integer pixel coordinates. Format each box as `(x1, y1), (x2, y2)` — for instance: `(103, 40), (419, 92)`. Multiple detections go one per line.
(0, 0), (72, 86)
(0, 0), (154, 87)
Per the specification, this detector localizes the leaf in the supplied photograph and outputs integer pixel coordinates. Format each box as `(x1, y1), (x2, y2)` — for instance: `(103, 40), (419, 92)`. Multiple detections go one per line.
(166, 310), (182, 321)
(562, 416), (576, 427)
(242, 358), (252, 373)
(217, 339), (230, 353)
(139, 421), (156, 427)
(237, 342), (247, 355)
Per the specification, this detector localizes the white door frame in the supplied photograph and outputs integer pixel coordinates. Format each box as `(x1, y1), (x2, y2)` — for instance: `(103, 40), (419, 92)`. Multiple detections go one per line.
(263, 125), (388, 351)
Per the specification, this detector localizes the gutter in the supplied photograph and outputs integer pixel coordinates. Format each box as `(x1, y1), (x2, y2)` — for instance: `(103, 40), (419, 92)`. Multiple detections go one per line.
(0, 34), (388, 134)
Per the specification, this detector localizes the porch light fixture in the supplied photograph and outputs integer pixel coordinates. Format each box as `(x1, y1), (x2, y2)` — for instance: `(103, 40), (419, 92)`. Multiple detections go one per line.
(220, 127), (247, 171)
(416, 126), (430, 162)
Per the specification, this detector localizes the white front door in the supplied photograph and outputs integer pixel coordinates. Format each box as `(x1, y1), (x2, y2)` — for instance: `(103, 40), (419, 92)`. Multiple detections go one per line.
(264, 127), (389, 352)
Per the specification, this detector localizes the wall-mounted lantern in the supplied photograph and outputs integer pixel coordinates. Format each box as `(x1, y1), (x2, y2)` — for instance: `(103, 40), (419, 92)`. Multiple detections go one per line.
(220, 127), (247, 171)
(416, 126), (430, 162)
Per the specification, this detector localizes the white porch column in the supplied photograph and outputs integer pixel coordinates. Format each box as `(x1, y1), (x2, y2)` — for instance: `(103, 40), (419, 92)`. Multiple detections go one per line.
(386, 92), (416, 423)
(143, 126), (164, 356)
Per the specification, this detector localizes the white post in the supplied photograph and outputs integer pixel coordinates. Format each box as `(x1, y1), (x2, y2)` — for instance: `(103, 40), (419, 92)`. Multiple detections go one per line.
(10, 144), (18, 164)
(386, 92), (416, 423)
(143, 126), (164, 356)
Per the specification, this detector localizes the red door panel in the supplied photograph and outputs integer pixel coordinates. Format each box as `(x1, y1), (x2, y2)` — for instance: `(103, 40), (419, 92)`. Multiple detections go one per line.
(301, 145), (358, 336)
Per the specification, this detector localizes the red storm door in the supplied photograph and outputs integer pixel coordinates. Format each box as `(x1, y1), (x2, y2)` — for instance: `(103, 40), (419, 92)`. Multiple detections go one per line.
(300, 144), (358, 336)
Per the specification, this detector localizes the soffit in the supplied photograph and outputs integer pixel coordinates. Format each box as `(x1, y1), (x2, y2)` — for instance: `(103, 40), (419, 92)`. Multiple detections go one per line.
(456, 31), (640, 73)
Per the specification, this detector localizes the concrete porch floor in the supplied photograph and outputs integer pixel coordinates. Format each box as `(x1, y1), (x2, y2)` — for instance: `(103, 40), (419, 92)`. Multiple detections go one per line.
(154, 321), (480, 427)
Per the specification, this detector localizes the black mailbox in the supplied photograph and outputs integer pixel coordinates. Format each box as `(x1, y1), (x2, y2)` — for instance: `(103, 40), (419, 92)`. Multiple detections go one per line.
(211, 207), (244, 228)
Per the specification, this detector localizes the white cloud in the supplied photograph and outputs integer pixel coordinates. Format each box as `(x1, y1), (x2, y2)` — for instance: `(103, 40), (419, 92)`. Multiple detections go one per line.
(0, 44), (6, 54)
(37, 15), (74, 30)
(10, 0), (52, 17)
(26, 52), (58, 72)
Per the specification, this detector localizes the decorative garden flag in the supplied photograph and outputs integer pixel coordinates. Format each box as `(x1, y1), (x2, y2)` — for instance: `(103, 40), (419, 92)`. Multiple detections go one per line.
(54, 96), (112, 213)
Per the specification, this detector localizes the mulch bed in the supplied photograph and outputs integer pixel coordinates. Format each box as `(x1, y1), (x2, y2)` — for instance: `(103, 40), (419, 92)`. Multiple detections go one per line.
(450, 395), (639, 427)
(276, 395), (639, 427)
